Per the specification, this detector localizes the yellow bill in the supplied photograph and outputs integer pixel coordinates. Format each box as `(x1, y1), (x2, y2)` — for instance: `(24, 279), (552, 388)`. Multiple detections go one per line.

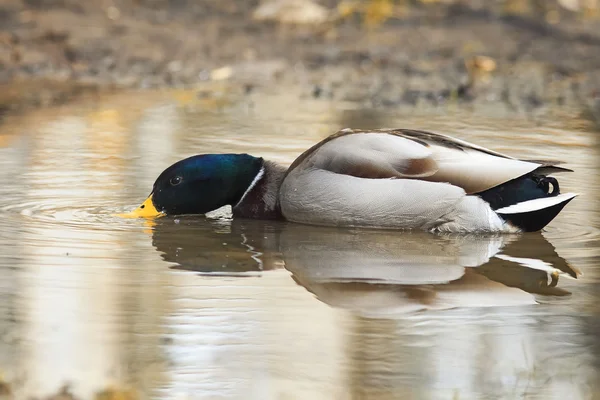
(116, 195), (164, 219)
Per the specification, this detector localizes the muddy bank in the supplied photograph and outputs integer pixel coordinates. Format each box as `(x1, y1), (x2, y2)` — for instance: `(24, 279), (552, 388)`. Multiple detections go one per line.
(1, 0), (600, 125)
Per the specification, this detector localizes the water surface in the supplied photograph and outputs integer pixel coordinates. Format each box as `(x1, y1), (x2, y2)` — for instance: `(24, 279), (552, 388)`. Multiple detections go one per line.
(0, 88), (598, 399)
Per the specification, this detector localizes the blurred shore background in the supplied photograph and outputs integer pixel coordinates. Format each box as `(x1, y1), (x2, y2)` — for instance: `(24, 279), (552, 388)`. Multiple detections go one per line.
(1, 0), (599, 127)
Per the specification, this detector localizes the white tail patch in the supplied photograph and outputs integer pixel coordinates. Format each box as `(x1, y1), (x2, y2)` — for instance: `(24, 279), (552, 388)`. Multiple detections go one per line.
(495, 193), (578, 214)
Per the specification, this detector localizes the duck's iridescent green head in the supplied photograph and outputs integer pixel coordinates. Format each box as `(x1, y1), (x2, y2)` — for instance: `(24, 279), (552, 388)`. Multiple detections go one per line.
(124, 154), (263, 218)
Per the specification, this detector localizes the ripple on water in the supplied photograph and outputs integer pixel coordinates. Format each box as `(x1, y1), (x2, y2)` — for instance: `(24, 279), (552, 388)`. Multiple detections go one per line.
(0, 197), (147, 233)
(544, 222), (600, 260)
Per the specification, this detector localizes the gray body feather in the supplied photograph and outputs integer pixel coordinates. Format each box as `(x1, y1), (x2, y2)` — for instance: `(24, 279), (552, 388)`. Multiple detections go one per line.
(280, 168), (509, 232)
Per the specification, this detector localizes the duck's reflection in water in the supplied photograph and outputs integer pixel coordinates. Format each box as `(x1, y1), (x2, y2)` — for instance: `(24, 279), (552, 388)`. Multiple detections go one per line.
(151, 214), (284, 275)
(152, 217), (578, 313)
(282, 226), (578, 316)
(150, 217), (586, 399)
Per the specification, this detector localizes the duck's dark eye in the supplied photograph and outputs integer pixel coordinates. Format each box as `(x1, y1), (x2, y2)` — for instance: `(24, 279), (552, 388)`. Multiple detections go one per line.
(170, 176), (183, 186)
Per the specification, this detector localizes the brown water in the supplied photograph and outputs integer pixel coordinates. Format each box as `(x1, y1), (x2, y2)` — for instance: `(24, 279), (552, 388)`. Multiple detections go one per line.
(0, 88), (599, 400)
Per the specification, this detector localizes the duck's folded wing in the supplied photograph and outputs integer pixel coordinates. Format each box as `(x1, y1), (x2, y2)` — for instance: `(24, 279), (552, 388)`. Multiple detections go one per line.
(428, 145), (542, 193)
(307, 130), (555, 194)
(308, 133), (439, 179)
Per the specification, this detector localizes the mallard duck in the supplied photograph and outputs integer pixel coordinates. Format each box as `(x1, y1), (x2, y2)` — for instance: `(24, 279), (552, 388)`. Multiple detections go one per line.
(123, 128), (577, 232)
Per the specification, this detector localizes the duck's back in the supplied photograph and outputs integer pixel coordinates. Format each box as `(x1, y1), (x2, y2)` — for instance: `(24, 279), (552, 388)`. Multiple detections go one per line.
(286, 128), (569, 193)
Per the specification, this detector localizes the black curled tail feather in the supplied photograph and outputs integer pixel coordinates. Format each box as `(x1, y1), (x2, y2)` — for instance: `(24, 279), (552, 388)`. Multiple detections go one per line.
(533, 176), (560, 196)
(476, 173), (575, 232)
